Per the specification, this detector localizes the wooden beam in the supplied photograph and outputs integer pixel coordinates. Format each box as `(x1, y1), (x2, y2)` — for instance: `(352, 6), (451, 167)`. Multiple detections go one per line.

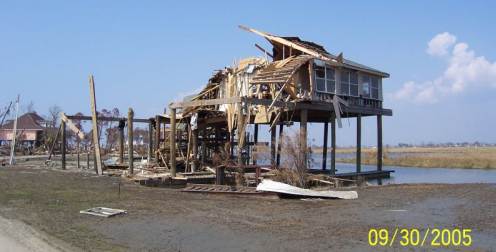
(300, 109), (308, 168)
(61, 120), (66, 170)
(331, 115), (336, 175)
(170, 97), (241, 109)
(128, 108), (134, 175)
(377, 115), (383, 171)
(66, 115), (149, 123)
(253, 124), (258, 165)
(192, 129), (198, 172)
(60, 113), (84, 140)
(118, 120), (125, 164)
(255, 43), (273, 58)
(170, 108), (177, 177)
(148, 121), (153, 163)
(270, 126), (276, 167)
(322, 122), (328, 170)
(356, 114), (362, 173)
(155, 115), (161, 162)
(89, 75), (102, 175)
(276, 123), (283, 167)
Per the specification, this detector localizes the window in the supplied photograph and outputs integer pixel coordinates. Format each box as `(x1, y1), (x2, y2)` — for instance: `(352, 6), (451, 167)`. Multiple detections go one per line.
(371, 76), (380, 99)
(314, 64), (336, 93)
(315, 66), (326, 92)
(361, 75), (370, 98)
(340, 70), (359, 96)
(340, 71), (350, 95)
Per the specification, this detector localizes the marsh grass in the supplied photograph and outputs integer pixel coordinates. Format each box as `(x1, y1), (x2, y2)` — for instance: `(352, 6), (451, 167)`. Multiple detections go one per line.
(336, 147), (496, 169)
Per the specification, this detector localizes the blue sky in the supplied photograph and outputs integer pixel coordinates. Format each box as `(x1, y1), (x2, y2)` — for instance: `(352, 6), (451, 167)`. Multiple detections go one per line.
(1, 1), (495, 146)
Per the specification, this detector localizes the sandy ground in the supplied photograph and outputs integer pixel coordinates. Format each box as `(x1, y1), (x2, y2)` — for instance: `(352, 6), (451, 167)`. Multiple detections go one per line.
(0, 162), (495, 251)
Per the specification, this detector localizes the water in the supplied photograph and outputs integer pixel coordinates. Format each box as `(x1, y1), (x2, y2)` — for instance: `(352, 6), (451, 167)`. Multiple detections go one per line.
(311, 154), (496, 184)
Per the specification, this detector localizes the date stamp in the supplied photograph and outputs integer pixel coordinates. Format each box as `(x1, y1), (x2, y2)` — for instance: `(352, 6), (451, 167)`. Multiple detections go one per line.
(368, 228), (472, 247)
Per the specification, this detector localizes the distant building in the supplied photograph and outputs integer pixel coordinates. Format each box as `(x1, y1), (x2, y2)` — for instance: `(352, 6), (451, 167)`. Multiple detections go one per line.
(0, 112), (50, 147)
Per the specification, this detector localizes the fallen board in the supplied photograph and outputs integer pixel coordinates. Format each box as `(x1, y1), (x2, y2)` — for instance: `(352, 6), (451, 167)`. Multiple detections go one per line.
(256, 179), (358, 199)
(182, 184), (277, 196)
(80, 207), (127, 217)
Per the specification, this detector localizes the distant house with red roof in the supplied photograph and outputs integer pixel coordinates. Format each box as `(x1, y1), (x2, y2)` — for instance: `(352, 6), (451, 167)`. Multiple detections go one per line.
(0, 112), (50, 147)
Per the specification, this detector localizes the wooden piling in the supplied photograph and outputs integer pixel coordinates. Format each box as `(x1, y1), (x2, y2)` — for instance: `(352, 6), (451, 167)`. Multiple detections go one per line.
(356, 114), (362, 173)
(170, 108), (177, 177)
(300, 109), (308, 168)
(77, 140), (80, 169)
(192, 129), (198, 172)
(331, 115), (336, 175)
(253, 124), (258, 165)
(270, 126), (276, 167)
(61, 120), (66, 170)
(322, 121), (328, 170)
(118, 120), (125, 164)
(377, 115), (383, 171)
(148, 120), (153, 163)
(128, 108), (134, 175)
(155, 115), (161, 161)
(89, 75), (103, 175)
(276, 123), (283, 167)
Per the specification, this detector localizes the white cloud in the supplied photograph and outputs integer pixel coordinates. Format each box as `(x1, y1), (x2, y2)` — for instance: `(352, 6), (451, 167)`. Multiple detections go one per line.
(426, 32), (457, 56)
(391, 32), (496, 104)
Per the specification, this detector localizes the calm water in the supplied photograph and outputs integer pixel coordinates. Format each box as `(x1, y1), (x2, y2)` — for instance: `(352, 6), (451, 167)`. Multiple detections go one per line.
(310, 154), (496, 184)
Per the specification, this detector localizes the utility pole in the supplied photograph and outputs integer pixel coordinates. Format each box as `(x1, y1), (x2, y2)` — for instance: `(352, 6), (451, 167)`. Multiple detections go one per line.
(9, 95), (20, 165)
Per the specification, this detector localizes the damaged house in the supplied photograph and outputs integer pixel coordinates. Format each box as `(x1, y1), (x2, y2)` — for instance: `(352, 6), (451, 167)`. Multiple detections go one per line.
(155, 25), (392, 180)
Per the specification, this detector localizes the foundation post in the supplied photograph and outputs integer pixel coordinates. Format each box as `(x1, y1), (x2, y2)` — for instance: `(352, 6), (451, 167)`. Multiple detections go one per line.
(322, 121), (328, 170)
(300, 109), (308, 169)
(86, 148), (90, 169)
(270, 126), (276, 168)
(356, 114), (362, 173)
(61, 120), (66, 170)
(148, 120), (153, 163)
(377, 115), (383, 171)
(192, 129), (198, 172)
(276, 123), (283, 167)
(77, 140), (80, 169)
(118, 120), (125, 164)
(155, 115), (161, 161)
(170, 108), (177, 177)
(331, 115), (336, 175)
(237, 104), (244, 165)
(128, 108), (134, 175)
(253, 124), (258, 165)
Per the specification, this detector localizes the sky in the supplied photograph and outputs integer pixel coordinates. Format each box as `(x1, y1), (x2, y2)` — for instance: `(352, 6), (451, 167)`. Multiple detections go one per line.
(1, 0), (495, 146)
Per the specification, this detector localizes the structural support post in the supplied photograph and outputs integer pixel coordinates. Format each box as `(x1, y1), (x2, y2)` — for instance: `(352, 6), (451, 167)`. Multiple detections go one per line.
(155, 115), (161, 161)
(61, 120), (66, 170)
(322, 122), (328, 170)
(237, 104), (244, 165)
(276, 123), (283, 167)
(192, 129), (198, 172)
(89, 75), (103, 175)
(77, 140), (80, 169)
(377, 115), (383, 171)
(356, 114), (362, 173)
(253, 124), (258, 165)
(300, 109), (308, 169)
(169, 108), (177, 177)
(270, 126), (276, 168)
(118, 120), (125, 164)
(86, 148), (90, 169)
(148, 121), (153, 163)
(331, 115), (336, 175)
(128, 108), (134, 175)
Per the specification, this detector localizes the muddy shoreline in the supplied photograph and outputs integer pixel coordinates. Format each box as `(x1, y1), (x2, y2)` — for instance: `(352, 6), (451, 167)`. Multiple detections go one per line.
(0, 164), (495, 251)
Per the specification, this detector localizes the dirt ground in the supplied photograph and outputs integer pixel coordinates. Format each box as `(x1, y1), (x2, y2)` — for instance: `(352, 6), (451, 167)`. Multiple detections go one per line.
(0, 161), (495, 251)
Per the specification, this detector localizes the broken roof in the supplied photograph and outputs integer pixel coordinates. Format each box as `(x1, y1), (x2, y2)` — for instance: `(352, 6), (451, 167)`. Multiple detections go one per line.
(239, 25), (389, 78)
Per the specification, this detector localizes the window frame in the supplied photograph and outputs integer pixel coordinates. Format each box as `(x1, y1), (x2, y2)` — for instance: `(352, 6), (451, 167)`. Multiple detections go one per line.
(314, 64), (336, 94)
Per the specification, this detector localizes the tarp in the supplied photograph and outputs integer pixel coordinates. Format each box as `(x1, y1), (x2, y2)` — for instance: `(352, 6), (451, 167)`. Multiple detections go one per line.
(256, 179), (358, 200)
